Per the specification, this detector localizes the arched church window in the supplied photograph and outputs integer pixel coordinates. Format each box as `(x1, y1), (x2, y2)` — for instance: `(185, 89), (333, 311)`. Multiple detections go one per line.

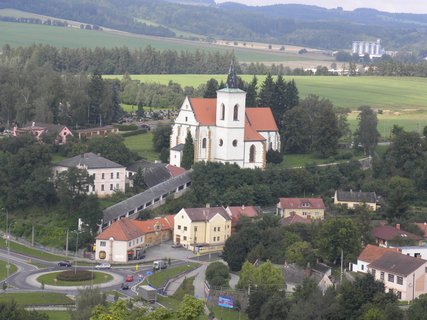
(232, 140), (238, 147)
(221, 104), (225, 120)
(249, 145), (255, 163)
(233, 105), (239, 121)
(202, 138), (207, 149)
(219, 139), (223, 146)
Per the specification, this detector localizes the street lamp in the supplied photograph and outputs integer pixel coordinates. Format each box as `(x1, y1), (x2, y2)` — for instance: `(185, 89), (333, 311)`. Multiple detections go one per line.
(6, 222), (14, 279)
(74, 230), (79, 274)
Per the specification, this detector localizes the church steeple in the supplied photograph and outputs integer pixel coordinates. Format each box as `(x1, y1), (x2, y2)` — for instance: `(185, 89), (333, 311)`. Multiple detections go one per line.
(226, 60), (238, 89)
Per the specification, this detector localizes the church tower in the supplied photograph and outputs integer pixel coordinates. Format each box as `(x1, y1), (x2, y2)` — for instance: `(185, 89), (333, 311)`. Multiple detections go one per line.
(214, 62), (246, 166)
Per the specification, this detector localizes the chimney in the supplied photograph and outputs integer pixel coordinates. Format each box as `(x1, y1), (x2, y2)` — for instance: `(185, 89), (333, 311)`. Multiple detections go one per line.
(206, 203), (210, 208)
(396, 224), (400, 230)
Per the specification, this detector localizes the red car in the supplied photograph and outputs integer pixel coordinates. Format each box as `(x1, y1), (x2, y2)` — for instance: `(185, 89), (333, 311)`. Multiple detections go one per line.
(125, 275), (134, 282)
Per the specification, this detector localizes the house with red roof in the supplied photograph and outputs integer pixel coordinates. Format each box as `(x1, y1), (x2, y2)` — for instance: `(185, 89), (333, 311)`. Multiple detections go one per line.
(95, 215), (174, 262)
(350, 244), (400, 273)
(169, 63), (280, 169)
(225, 205), (261, 233)
(372, 224), (423, 248)
(276, 197), (326, 220)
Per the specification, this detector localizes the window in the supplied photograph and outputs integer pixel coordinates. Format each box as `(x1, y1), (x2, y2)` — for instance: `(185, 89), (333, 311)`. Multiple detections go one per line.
(93, 173), (96, 179)
(396, 291), (402, 299)
(220, 104), (225, 120)
(361, 265), (364, 271)
(213, 237), (216, 241)
(185, 117), (188, 122)
(397, 276), (403, 285)
(116, 172), (120, 179)
(218, 236), (220, 241)
(110, 172), (113, 179)
(249, 145), (255, 163)
(184, 226), (187, 231)
(214, 227), (217, 232)
(232, 140), (238, 147)
(219, 139), (223, 146)
(380, 272), (384, 280)
(109, 184), (113, 190)
(194, 227), (198, 232)
(233, 104), (239, 121)
(183, 236), (187, 241)
(101, 184), (104, 191)
(371, 269), (376, 277)
(178, 225), (181, 230)
(100, 241), (106, 247)
(388, 274), (394, 282)
(128, 242), (131, 247)
(218, 227), (220, 232)
(202, 138), (207, 149)
(102, 173), (105, 179)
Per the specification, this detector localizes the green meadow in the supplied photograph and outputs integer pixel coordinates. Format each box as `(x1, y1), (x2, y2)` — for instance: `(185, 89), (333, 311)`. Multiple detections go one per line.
(0, 21), (313, 63)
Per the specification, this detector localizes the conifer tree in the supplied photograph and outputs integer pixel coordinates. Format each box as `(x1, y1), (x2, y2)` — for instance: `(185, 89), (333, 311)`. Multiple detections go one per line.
(181, 131), (194, 169)
(246, 75), (258, 107)
(258, 73), (275, 107)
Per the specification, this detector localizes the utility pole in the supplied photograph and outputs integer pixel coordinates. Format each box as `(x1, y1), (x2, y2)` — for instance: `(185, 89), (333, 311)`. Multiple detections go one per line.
(65, 229), (69, 257)
(340, 249), (344, 284)
(31, 222), (35, 247)
(74, 231), (79, 274)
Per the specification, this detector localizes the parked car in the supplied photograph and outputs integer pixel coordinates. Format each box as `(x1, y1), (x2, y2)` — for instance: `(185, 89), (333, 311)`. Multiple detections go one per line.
(121, 283), (129, 290)
(58, 261), (72, 267)
(171, 243), (182, 248)
(95, 262), (111, 269)
(153, 260), (167, 270)
(125, 275), (134, 282)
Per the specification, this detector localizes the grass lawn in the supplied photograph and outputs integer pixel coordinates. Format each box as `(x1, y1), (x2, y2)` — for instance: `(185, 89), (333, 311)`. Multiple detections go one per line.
(0, 239), (67, 262)
(172, 276), (195, 300)
(280, 149), (364, 168)
(0, 260), (18, 281)
(36, 271), (113, 286)
(121, 103), (173, 113)
(51, 153), (67, 164)
(209, 305), (248, 320)
(123, 132), (160, 162)
(145, 263), (200, 288)
(0, 292), (74, 306)
(43, 311), (71, 320)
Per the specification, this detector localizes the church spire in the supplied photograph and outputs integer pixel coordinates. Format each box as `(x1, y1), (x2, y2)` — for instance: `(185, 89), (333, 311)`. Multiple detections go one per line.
(226, 60), (238, 89)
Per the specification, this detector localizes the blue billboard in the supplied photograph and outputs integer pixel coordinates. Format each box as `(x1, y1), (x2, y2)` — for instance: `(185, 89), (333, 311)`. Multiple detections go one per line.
(218, 295), (234, 309)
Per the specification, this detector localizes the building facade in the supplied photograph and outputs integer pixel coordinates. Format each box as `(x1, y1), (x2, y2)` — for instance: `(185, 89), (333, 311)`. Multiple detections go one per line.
(169, 64), (280, 169)
(334, 190), (379, 211)
(53, 153), (126, 198)
(15, 122), (73, 144)
(276, 198), (325, 220)
(173, 207), (232, 252)
(352, 39), (384, 58)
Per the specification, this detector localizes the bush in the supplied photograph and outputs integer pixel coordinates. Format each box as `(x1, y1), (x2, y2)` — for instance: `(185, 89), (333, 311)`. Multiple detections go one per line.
(266, 149), (283, 164)
(205, 262), (229, 287)
(121, 128), (148, 137)
(57, 270), (95, 281)
(115, 124), (138, 131)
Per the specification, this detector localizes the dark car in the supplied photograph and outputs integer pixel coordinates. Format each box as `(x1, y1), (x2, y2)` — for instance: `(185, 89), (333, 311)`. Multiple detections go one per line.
(121, 283), (129, 290)
(58, 261), (72, 267)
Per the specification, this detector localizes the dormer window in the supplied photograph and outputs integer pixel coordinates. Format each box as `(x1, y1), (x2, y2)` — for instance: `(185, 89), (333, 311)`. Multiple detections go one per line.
(301, 202), (310, 208)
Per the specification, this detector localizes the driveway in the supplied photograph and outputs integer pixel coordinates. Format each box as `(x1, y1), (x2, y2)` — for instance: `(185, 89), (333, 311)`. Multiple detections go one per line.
(143, 241), (196, 261)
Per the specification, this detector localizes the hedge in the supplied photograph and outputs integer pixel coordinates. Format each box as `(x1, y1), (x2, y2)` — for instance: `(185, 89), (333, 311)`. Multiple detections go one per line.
(57, 270), (94, 281)
(115, 124), (138, 131)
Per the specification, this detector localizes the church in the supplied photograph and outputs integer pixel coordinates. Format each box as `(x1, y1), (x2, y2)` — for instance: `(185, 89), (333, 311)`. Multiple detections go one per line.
(169, 65), (280, 169)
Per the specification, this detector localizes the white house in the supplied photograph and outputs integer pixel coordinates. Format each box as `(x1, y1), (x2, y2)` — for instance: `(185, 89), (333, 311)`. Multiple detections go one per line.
(169, 63), (280, 169)
(53, 153), (126, 198)
(350, 244), (399, 273)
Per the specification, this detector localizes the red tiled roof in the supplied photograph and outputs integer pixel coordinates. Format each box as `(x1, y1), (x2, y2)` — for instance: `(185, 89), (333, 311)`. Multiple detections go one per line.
(227, 206), (259, 219)
(246, 108), (278, 131)
(280, 215), (312, 226)
(357, 244), (400, 263)
(244, 121), (265, 142)
(278, 198), (326, 210)
(166, 164), (186, 177)
(96, 216), (174, 241)
(189, 98), (216, 125)
(368, 252), (427, 277)
(372, 225), (422, 241)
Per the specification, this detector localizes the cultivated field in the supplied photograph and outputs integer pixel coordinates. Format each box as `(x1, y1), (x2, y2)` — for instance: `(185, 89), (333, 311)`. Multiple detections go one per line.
(0, 21), (331, 65)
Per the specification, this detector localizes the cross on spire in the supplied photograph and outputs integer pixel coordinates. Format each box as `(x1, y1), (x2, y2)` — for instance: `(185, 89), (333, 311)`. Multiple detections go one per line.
(226, 60), (238, 89)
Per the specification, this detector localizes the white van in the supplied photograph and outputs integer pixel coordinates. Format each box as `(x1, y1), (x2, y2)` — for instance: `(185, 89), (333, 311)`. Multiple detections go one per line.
(153, 260), (167, 270)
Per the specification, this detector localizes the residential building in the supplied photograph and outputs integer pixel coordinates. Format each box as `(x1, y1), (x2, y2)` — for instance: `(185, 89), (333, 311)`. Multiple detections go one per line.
(334, 190), (380, 211)
(372, 224), (423, 248)
(350, 244), (399, 273)
(95, 216), (174, 262)
(53, 152), (126, 198)
(75, 125), (119, 139)
(283, 263), (333, 294)
(368, 252), (427, 301)
(169, 63), (280, 169)
(14, 122), (73, 144)
(225, 205), (260, 233)
(395, 246), (427, 259)
(173, 206), (232, 252)
(276, 198), (325, 220)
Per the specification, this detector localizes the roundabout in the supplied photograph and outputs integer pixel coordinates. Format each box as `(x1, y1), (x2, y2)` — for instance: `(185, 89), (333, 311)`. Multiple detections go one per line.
(26, 269), (124, 291)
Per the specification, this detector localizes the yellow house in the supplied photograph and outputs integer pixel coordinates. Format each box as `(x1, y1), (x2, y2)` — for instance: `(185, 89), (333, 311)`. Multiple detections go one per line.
(334, 190), (379, 211)
(276, 198), (325, 220)
(174, 207), (231, 253)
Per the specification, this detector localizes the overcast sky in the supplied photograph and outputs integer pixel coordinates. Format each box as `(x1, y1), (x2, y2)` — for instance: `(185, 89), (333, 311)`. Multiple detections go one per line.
(215, 1), (427, 14)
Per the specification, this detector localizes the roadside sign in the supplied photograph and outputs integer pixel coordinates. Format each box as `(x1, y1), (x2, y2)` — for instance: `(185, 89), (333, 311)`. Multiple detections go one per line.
(146, 271), (153, 276)
(135, 264), (139, 271)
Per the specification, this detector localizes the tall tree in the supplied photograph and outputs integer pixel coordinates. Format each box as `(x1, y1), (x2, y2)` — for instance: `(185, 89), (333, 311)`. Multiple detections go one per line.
(203, 78), (219, 98)
(284, 79), (299, 112)
(258, 73), (275, 107)
(353, 106), (380, 156)
(246, 75), (258, 107)
(282, 106), (311, 153)
(181, 131), (194, 170)
(271, 74), (287, 129)
(312, 102), (340, 157)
